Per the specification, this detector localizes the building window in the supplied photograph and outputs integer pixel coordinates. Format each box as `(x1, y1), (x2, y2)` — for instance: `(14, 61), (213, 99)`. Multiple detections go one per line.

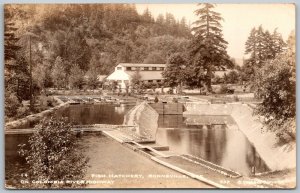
(148, 80), (153, 83)
(117, 80), (122, 83)
(152, 67), (157, 71)
(157, 80), (161, 82)
(117, 67), (122, 70)
(126, 67), (132, 71)
(144, 67), (149, 71)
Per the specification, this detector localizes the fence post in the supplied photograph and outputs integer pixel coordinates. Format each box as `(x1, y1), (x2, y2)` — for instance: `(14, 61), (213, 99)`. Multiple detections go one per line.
(162, 101), (167, 115)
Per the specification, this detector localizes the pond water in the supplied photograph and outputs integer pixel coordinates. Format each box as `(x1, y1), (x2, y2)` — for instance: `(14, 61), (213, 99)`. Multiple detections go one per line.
(16, 104), (135, 129)
(5, 104), (134, 187)
(5, 134), (30, 186)
(6, 103), (270, 185)
(156, 115), (270, 176)
(56, 103), (134, 125)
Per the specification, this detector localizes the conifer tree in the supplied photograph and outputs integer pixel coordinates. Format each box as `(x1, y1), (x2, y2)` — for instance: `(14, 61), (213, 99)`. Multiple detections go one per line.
(244, 25), (286, 81)
(271, 28), (286, 57)
(189, 3), (232, 92)
(4, 6), (22, 91)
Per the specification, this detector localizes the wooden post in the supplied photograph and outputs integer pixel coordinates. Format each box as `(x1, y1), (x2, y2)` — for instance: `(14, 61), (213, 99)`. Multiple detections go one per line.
(29, 35), (33, 111)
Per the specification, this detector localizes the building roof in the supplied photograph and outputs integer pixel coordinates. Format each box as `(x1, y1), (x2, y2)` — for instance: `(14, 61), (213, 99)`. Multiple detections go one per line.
(107, 70), (164, 81)
(107, 70), (131, 81)
(118, 63), (166, 68)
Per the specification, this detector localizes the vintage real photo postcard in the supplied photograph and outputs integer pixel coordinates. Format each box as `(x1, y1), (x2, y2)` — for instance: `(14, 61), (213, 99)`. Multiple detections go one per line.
(4, 3), (296, 189)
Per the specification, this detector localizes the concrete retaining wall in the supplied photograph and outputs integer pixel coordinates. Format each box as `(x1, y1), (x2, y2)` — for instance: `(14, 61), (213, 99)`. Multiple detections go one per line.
(184, 102), (296, 171)
(184, 102), (238, 115)
(124, 102), (159, 141)
(5, 103), (69, 130)
(150, 103), (183, 115)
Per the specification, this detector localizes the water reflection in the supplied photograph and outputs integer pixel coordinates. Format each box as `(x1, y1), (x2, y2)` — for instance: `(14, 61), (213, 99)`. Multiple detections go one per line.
(11, 104), (134, 129)
(5, 104), (134, 185)
(156, 115), (270, 176)
(56, 104), (134, 125)
(5, 134), (29, 183)
(6, 105), (270, 178)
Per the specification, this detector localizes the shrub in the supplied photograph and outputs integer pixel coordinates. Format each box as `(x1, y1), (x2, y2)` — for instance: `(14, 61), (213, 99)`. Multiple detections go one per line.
(154, 96), (159, 103)
(167, 88), (173, 94)
(5, 91), (21, 118)
(172, 97), (178, 103)
(47, 99), (54, 107)
(226, 70), (239, 84)
(218, 84), (234, 94)
(233, 95), (239, 102)
(16, 105), (30, 118)
(254, 51), (295, 143)
(219, 84), (229, 94)
(39, 96), (58, 110)
(18, 117), (89, 188)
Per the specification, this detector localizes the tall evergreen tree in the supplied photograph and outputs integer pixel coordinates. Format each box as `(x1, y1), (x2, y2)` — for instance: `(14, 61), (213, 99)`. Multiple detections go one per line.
(271, 28), (286, 57)
(189, 3), (232, 92)
(244, 25), (286, 81)
(4, 6), (22, 90)
(244, 28), (257, 58)
(255, 25), (266, 67)
(263, 30), (274, 60)
(156, 14), (165, 24)
(4, 6), (32, 103)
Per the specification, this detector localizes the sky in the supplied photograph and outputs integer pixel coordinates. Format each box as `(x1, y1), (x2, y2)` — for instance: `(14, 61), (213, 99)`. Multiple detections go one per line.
(136, 4), (295, 61)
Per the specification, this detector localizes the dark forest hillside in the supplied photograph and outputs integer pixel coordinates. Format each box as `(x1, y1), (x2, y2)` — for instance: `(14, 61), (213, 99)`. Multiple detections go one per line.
(5, 4), (191, 77)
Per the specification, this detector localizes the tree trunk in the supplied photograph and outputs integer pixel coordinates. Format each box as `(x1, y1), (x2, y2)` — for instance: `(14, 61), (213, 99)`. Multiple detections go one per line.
(199, 78), (202, 95)
(206, 66), (212, 92)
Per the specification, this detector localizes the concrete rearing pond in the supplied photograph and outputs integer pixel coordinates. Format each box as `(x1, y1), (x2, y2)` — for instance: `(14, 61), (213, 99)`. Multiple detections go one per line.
(5, 99), (296, 180)
(181, 102), (296, 172)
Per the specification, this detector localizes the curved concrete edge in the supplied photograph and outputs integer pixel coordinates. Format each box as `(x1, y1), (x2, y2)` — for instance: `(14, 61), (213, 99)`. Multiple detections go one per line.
(183, 103), (296, 171)
(182, 154), (242, 178)
(230, 104), (296, 171)
(123, 101), (159, 141)
(150, 156), (227, 188)
(102, 130), (126, 143)
(5, 102), (69, 130)
(53, 96), (65, 104)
